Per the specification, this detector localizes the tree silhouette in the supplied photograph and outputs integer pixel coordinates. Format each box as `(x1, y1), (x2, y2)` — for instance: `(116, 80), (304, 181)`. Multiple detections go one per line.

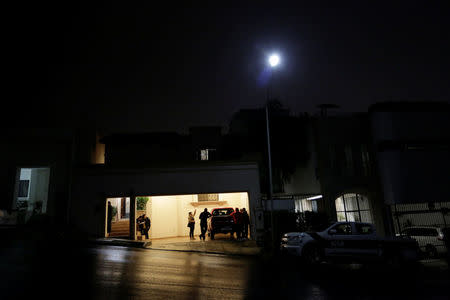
(223, 100), (310, 193)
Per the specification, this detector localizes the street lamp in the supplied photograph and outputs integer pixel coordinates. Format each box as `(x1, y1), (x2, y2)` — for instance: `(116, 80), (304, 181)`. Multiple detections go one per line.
(268, 54), (280, 67)
(266, 53), (279, 248)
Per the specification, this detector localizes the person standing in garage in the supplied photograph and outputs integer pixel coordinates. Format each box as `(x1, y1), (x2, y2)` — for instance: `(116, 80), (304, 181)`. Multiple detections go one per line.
(107, 201), (113, 236)
(188, 209), (197, 240)
(199, 208), (211, 241)
(142, 214), (151, 239)
(231, 208), (243, 240)
(241, 208), (250, 239)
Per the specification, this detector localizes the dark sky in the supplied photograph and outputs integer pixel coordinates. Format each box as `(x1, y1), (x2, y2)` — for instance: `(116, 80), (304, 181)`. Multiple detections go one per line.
(7, 1), (450, 133)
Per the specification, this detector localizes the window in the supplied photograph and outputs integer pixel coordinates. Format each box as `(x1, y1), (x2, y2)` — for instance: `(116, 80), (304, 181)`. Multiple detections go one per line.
(200, 149), (216, 161)
(18, 180), (30, 198)
(294, 195), (321, 213)
(212, 208), (234, 216)
(335, 193), (373, 223)
(198, 193), (219, 202)
(200, 149), (209, 160)
(330, 223), (352, 235)
(355, 223), (373, 234)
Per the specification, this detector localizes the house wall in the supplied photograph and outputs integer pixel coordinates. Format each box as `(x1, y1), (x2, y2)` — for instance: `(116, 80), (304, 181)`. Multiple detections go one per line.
(283, 121), (321, 196)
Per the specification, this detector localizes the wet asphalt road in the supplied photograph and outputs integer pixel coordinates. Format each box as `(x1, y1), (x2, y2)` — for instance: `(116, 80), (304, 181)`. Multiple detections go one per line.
(1, 240), (449, 300)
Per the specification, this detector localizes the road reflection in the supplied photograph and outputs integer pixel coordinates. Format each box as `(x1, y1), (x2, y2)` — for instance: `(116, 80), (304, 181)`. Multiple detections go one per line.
(92, 247), (252, 299)
(1, 242), (449, 300)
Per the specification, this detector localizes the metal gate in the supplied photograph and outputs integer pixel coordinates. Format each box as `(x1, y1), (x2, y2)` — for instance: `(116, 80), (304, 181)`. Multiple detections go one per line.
(391, 202), (450, 260)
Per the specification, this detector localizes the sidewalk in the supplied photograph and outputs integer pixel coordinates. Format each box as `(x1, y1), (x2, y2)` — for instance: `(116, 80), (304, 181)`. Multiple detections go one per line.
(94, 236), (263, 256)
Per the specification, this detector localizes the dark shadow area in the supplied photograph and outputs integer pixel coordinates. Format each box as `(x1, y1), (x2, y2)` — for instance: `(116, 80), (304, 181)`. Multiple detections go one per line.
(245, 254), (449, 300)
(0, 216), (98, 300)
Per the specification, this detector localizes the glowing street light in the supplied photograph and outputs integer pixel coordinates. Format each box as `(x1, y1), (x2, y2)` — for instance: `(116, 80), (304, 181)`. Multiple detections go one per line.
(268, 54), (280, 67)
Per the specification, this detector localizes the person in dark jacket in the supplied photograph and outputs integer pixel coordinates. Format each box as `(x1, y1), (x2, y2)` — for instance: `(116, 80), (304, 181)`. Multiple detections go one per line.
(199, 208), (211, 241)
(136, 214), (145, 236)
(107, 201), (113, 236)
(241, 208), (250, 239)
(230, 208), (242, 240)
(142, 214), (151, 239)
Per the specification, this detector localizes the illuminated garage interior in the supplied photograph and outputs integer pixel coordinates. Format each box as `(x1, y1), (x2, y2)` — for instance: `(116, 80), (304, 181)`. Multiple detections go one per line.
(106, 192), (250, 239)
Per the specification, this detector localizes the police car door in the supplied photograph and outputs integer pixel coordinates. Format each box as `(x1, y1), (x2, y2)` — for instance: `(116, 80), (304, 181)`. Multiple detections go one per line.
(326, 223), (353, 256)
(351, 223), (379, 257)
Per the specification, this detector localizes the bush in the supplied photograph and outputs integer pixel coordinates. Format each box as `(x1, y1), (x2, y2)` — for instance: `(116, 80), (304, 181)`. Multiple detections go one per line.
(136, 197), (149, 211)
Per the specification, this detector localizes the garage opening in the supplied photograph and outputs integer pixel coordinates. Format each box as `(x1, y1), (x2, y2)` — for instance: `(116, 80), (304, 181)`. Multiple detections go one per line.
(134, 192), (250, 241)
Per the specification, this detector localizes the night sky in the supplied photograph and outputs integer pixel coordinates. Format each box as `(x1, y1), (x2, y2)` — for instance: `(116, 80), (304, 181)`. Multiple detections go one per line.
(7, 1), (450, 133)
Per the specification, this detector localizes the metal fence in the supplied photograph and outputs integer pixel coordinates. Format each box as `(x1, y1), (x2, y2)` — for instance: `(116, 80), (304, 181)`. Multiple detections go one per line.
(391, 202), (450, 260)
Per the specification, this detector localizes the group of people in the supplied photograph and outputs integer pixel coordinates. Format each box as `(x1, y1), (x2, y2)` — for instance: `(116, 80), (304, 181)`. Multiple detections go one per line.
(230, 207), (250, 241)
(136, 214), (151, 239)
(187, 208), (213, 240)
(187, 207), (250, 241)
(109, 204), (250, 242)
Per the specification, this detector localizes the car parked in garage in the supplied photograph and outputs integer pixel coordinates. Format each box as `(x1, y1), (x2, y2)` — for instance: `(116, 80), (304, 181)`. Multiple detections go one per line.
(208, 207), (235, 240)
(396, 226), (448, 258)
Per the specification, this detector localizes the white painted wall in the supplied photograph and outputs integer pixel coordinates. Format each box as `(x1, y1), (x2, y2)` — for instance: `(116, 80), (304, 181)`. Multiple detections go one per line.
(150, 196), (178, 238)
(20, 168), (31, 181)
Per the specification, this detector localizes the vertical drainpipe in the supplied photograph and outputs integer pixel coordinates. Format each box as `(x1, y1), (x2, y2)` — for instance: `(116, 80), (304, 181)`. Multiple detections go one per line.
(130, 190), (136, 240)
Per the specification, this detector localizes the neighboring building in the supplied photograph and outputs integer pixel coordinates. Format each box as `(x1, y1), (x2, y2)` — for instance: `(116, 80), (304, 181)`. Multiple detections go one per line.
(0, 128), (98, 225)
(271, 117), (322, 213)
(369, 101), (450, 236)
(312, 111), (386, 234)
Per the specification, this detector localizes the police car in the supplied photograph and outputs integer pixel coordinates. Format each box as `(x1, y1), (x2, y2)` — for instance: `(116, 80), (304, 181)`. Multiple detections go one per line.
(280, 222), (420, 265)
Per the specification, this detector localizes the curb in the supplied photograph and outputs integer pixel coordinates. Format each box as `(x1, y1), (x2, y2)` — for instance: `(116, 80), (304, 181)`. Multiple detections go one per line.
(145, 246), (263, 257)
(92, 238), (262, 256)
(91, 239), (148, 249)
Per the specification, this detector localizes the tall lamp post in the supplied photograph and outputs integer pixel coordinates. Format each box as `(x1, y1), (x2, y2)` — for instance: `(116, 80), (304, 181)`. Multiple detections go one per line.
(266, 53), (280, 247)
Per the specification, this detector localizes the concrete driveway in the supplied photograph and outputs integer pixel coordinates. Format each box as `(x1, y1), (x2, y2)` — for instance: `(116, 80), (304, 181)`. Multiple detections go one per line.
(97, 233), (262, 256)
